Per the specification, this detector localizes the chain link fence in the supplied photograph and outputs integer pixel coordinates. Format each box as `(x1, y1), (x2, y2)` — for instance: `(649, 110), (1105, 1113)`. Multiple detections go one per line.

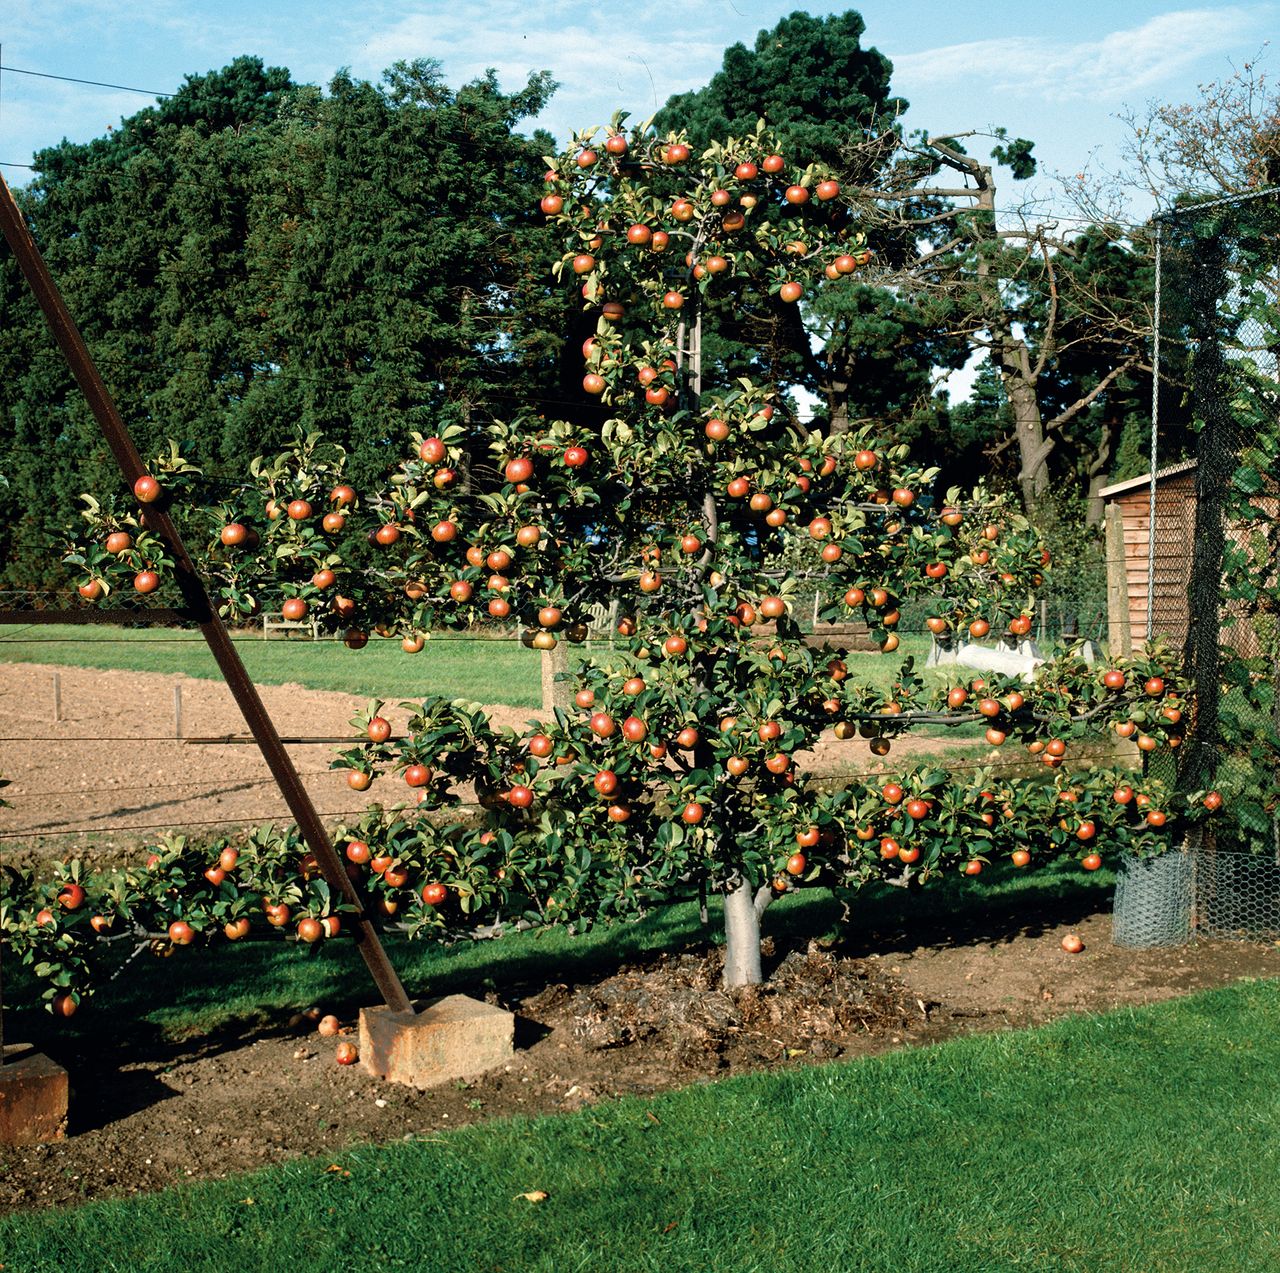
(1115, 189), (1280, 946)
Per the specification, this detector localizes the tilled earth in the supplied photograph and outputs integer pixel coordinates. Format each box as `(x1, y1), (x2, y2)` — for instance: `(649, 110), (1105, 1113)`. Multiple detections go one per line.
(0, 661), (535, 861)
(0, 660), (974, 866)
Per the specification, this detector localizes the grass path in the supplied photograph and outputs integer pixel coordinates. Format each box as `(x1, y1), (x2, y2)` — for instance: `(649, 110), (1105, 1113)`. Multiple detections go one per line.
(0, 625), (928, 708)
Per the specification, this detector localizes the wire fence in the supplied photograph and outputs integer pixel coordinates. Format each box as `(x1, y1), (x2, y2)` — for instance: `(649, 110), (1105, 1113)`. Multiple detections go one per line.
(1114, 187), (1280, 946)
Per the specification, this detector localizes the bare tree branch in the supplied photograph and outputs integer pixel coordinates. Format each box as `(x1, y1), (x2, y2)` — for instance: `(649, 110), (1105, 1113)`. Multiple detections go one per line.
(1044, 358), (1138, 432)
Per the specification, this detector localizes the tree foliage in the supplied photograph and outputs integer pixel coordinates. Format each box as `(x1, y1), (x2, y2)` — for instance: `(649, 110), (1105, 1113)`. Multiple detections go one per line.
(655, 9), (902, 170)
(651, 10), (942, 431)
(0, 56), (560, 589)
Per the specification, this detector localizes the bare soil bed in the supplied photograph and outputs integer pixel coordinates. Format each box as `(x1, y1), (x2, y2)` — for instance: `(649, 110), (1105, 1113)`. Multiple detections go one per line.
(0, 661), (533, 862)
(0, 660), (972, 864)
(1, 909), (1276, 1215)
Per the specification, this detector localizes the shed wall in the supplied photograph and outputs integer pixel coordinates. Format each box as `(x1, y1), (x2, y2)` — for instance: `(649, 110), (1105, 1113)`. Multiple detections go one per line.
(1112, 472), (1196, 647)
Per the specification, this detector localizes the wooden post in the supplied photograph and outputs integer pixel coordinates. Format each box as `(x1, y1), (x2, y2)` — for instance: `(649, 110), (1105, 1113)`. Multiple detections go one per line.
(52, 672), (61, 723)
(1105, 503), (1132, 657)
(174, 682), (183, 739)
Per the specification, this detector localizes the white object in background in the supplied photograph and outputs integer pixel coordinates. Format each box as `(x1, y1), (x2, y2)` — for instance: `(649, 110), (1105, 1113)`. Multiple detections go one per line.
(927, 637), (1102, 681)
(927, 638), (1045, 682)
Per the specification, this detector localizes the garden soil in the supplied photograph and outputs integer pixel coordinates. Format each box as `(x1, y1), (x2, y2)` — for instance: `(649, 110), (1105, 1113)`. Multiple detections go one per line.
(2, 662), (1276, 1212)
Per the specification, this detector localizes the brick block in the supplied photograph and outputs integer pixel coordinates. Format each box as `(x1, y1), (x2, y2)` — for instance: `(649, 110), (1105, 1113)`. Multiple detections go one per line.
(358, 994), (514, 1089)
(0, 1045), (68, 1144)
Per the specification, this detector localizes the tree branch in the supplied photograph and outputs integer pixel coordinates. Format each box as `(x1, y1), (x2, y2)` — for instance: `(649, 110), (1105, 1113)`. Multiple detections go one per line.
(753, 883), (775, 920)
(853, 185), (981, 201)
(1031, 232), (1058, 381)
(1044, 358), (1137, 432)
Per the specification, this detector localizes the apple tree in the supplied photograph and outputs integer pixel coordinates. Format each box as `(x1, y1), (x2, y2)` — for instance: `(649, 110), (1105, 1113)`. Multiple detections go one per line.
(419, 115), (1196, 984)
(45, 117), (1211, 1000)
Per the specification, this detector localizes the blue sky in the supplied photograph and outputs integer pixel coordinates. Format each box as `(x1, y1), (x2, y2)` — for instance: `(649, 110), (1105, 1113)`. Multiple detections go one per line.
(1, 0), (1274, 212)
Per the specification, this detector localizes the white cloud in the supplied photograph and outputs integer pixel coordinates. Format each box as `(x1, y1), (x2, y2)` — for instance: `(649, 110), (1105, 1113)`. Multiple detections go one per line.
(4, 0), (240, 58)
(346, 3), (728, 139)
(890, 6), (1273, 100)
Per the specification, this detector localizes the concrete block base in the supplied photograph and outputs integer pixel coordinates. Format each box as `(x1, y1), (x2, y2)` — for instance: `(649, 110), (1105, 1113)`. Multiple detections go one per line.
(358, 994), (514, 1089)
(0, 1044), (68, 1144)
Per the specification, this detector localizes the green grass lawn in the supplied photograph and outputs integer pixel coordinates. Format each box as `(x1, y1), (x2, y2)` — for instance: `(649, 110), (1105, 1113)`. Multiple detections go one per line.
(0, 624), (567, 707)
(2, 972), (1276, 1271)
(0, 624), (931, 709)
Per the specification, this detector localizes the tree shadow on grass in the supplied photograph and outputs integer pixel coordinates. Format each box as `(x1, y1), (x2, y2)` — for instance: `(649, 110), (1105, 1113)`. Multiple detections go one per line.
(829, 865), (1114, 958)
(7, 863), (1114, 1082)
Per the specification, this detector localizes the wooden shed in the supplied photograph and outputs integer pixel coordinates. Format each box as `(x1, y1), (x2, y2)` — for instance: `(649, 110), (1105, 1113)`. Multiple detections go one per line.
(1099, 460), (1197, 655)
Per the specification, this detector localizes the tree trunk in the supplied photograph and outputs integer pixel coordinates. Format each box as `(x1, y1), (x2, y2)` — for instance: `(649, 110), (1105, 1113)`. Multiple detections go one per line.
(722, 878), (767, 986)
(1003, 360), (1053, 509)
(540, 642), (572, 715)
(825, 361), (852, 436)
(1084, 414), (1121, 526)
(1085, 471), (1111, 528)
(937, 141), (1054, 515)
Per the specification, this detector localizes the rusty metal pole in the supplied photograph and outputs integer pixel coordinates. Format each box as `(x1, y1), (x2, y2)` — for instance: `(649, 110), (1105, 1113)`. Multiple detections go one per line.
(0, 173), (413, 1014)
